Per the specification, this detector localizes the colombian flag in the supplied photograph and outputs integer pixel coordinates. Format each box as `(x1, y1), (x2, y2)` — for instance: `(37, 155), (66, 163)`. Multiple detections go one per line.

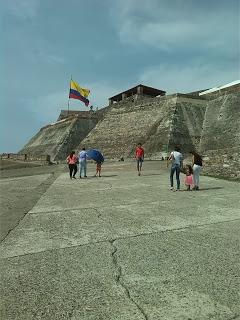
(69, 80), (90, 106)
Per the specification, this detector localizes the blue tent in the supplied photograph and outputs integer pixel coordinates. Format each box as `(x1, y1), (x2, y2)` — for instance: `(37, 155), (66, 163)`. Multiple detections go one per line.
(87, 149), (104, 163)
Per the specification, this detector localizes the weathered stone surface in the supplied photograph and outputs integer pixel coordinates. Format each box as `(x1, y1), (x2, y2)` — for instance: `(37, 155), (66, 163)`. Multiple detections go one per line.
(80, 94), (206, 159)
(19, 115), (100, 161)
(200, 92), (240, 151)
(200, 92), (240, 178)
(18, 83), (240, 178)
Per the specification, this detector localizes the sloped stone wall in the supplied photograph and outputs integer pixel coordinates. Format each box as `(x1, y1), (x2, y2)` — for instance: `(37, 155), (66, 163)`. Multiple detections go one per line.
(79, 96), (174, 158)
(200, 92), (240, 150)
(80, 94), (207, 159)
(19, 116), (99, 161)
(202, 147), (240, 179)
(199, 92), (240, 178)
(168, 95), (206, 152)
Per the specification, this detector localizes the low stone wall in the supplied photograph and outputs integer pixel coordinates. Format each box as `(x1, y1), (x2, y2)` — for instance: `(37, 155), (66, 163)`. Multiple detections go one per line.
(202, 148), (240, 179)
(0, 153), (50, 164)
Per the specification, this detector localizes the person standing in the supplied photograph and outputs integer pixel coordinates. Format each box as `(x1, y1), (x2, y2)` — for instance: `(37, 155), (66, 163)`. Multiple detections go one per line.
(169, 146), (183, 191)
(184, 165), (194, 191)
(135, 143), (145, 176)
(79, 147), (88, 178)
(190, 151), (203, 190)
(95, 161), (102, 177)
(66, 151), (78, 179)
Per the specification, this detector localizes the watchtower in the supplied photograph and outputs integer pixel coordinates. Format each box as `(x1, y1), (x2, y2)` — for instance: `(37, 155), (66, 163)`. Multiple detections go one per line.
(108, 84), (166, 105)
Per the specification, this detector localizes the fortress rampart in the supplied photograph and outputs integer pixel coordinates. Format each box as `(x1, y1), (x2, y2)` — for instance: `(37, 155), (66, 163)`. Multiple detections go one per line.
(18, 82), (240, 178)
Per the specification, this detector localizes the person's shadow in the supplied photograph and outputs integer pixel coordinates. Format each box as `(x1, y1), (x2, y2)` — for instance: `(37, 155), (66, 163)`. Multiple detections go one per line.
(182, 186), (224, 191)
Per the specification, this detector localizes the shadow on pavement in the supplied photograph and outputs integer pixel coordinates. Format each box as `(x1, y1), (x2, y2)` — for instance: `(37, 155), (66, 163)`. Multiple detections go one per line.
(181, 186), (224, 191)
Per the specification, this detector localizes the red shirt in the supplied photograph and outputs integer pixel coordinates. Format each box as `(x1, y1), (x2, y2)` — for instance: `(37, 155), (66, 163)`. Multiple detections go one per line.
(135, 147), (144, 158)
(67, 154), (78, 164)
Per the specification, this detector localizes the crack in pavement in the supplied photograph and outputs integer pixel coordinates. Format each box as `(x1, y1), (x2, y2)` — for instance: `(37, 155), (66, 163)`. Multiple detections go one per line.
(109, 239), (148, 320)
(2, 217), (240, 259)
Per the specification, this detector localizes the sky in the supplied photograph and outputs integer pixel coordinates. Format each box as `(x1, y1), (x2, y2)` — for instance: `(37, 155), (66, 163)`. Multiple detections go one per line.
(1, 0), (239, 152)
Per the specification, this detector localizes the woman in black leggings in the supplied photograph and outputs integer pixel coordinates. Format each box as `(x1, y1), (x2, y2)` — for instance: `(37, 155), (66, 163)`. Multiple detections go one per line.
(66, 151), (78, 179)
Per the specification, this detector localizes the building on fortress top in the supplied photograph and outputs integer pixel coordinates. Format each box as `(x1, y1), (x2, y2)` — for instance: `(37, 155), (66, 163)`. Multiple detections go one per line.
(108, 84), (166, 105)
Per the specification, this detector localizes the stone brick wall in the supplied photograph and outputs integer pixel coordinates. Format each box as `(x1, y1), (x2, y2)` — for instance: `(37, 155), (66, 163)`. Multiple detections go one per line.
(202, 148), (240, 179)
(168, 95), (206, 152)
(199, 91), (240, 178)
(80, 94), (207, 159)
(200, 92), (240, 151)
(57, 108), (108, 121)
(19, 116), (99, 161)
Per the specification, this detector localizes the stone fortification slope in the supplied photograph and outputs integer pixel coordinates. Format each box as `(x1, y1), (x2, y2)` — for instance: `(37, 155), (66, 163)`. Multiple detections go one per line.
(168, 95), (206, 152)
(145, 94), (206, 158)
(80, 94), (206, 159)
(19, 115), (99, 161)
(79, 96), (175, 158)
(200, 92), (240, 178)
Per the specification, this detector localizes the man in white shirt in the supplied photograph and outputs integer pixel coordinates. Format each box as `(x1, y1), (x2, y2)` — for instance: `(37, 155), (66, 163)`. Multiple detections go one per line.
(79, 147), (88, 178)
(169, 146), (183, 191)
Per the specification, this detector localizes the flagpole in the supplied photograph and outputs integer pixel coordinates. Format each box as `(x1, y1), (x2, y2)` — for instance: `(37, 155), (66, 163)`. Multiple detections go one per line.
(67, 75), (72, 116)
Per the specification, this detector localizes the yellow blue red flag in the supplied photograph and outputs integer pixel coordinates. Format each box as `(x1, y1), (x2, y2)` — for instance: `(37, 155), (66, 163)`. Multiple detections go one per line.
(69, 80), (90, 106)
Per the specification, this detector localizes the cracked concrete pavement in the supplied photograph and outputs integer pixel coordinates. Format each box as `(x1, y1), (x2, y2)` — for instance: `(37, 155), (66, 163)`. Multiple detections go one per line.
(0, 161), (240, 319)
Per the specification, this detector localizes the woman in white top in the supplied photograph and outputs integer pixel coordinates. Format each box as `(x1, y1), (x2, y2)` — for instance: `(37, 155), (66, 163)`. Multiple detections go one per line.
(190, 151), (203, 190)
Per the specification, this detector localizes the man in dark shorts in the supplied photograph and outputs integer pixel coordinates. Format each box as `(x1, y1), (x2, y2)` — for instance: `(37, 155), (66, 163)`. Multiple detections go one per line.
(135, 143), (145, 176)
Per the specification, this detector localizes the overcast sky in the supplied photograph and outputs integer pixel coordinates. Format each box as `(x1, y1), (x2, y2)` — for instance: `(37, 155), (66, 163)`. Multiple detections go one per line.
(1, 0), (239, 152)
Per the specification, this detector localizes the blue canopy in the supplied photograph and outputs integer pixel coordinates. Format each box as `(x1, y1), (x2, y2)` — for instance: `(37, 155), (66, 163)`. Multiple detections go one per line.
(87, 149), (104, 163)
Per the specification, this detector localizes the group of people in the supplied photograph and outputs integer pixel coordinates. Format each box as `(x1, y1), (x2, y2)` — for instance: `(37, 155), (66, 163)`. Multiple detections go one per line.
(67, 143), (203, 191)
(169, 146), (203, 191)
(66, 148), (102, 179)
(134, 143), (203, 191)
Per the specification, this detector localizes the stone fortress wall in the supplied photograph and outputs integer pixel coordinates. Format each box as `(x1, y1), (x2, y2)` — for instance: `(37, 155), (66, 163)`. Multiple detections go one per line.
(80, 93), (207, 159)
(199, 89), (240, 178)
(18, 81), (240, 178)
(19, 109), (106, 161)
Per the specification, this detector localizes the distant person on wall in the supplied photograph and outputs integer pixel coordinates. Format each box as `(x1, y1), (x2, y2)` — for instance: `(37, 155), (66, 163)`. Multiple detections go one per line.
(190, 151), (203, 190)
(79, 147), (88, 178)
(169, 146), (183, 191)
(135, 143), (145, 176)
(66, 151), (78, 179)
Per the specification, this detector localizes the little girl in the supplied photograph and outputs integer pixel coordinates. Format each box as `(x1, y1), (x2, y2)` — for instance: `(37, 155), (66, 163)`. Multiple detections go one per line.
(184, 165), (193, 191)
(95, 161), (102, 177)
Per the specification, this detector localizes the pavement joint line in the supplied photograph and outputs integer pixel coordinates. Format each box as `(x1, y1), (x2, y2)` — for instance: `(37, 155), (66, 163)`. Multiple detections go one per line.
(29, 197), (236, 216)
(0, 172), (59, 244)
(109, 239), (148, 320)
(2, 217), (240, 260)
(28, 201), (158, 215)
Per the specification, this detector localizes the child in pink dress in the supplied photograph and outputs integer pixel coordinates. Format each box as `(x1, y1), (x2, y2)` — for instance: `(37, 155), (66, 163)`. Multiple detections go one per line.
(185, 165), (193, 191)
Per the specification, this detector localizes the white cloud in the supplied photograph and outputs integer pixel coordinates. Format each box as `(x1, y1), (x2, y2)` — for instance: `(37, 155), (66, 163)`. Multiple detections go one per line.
(29, 51), (65, 65)
(5, 0), (39, 19)
(139, 63), (239, 93)
(110, 0), (239, 57)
